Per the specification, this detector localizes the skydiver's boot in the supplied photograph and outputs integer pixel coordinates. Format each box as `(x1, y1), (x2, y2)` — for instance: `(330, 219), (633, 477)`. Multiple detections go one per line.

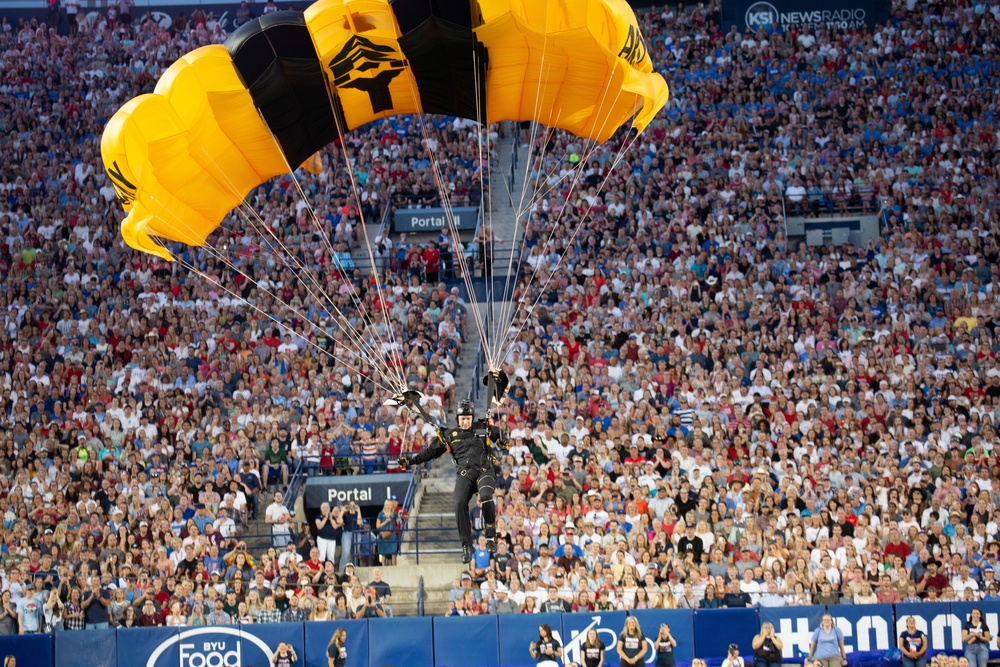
(485, 526), (497, 554)
(462, 544), (474, 564)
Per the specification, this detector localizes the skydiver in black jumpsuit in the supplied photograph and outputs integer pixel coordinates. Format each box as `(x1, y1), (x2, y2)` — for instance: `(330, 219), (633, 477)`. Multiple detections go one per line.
(396, 370), (509, 563)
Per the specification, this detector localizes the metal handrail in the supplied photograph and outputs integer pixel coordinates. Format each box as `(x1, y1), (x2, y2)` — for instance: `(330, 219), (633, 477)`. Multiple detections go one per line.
(346, 524), (463, 566)
(283, 457), (306, 509)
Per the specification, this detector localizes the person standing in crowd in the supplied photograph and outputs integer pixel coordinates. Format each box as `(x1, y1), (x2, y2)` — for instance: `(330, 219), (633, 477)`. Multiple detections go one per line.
(375, 498), (399, 567)
(962, 608), (991, 667)
(654, 623), (678, 667)
(618, 616), (647, 667)
(266, 493), (293, 548)
(809, 615), (847, 667)
(315, 503), (341, 566)
(899, 616), (928, 667)
(327, 628), (347, 667)
(752, 622), (783, 667)
(339, 502), (362, 572)
(529, 623), (562, 667)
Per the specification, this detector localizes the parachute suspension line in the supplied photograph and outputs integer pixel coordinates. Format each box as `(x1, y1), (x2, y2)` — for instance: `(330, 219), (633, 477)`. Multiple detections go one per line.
(485, 37), (556, 368)
(315, 87), (414, 395)
(491, 120), (564, 370)
(500, 131), (639, 362)
(395, 75), (493, 364)
(194, 148), (408, 389)
(226, 205), (405, 387)
(258, 114), (410, 394)
(149, 202), (404, 388)
(143, 203), (401, 395)
(470, 34), (498, 368)
(496, 79), (633, 365)
(167, 246), (402, 396)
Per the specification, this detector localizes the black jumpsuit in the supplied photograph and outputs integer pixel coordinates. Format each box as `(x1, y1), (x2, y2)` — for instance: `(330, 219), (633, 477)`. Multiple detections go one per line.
(409, 419), (502, 548)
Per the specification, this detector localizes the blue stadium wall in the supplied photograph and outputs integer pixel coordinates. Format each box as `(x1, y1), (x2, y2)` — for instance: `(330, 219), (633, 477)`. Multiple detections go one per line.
(1, 602), (998, 667)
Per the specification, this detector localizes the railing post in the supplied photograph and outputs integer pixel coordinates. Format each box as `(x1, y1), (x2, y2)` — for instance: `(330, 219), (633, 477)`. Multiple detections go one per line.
(417, 576), (425, 617)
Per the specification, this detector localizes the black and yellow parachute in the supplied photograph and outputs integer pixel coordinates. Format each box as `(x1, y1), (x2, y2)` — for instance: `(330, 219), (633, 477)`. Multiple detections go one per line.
(101, 0), (669, 261)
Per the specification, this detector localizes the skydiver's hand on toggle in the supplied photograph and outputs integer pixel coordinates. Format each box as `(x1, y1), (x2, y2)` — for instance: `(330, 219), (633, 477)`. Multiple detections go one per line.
(398, 455), (411, 471)
(388, 389), (424, 408)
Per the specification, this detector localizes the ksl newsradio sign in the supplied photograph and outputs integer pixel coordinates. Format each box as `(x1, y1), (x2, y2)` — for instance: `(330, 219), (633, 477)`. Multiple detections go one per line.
(393, 206), (479, 233)
(722, 0), (889, 31)
(304, 473), (413, 508)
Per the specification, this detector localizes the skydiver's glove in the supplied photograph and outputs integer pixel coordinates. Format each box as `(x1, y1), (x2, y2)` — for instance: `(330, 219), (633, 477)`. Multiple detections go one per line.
(398, 455), (411, 471)
(396, 389), (423, 406)
(482, 369), (509, 403)
(496, 437), (510, 451)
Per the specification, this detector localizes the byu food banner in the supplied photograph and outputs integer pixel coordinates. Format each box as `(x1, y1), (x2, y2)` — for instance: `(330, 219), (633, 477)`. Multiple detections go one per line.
(113, 623), (304, 667)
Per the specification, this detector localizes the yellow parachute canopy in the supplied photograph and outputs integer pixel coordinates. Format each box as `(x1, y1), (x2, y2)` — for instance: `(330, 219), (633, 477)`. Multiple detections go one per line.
(101, 0), (669, 261)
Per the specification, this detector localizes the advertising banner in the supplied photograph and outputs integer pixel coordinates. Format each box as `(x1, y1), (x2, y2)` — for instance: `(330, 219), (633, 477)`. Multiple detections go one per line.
(631, 609), (698, 664)
(433, 615), (500, 667)
(760, 605), (827, 658)
(304, 473), (413, 509)
(393, 207), (479, 233)
(240, 622), (306, 666)
(304, 619), (370, 667)
(0, 633), (52, 667)
(368, 616), (434, 667)
(832, 604), (895, 653)
(720, 0), (889, 32)
(116, 626), (178, 667)
(895, 603), (960, 653)
(693, 608), (759, 662)
(498, 612), (564, 666)
(55, 628), (116, 667)
(561, 611), (629, 665)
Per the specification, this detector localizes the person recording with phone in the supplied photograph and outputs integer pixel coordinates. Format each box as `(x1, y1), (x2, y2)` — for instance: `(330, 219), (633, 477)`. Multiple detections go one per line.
(353, 586), (385, 619)
(271, 642), (297, 667)
(722, 644), (746, 667)
(752, 622), (784, 667)
(655, 623), (678, 667)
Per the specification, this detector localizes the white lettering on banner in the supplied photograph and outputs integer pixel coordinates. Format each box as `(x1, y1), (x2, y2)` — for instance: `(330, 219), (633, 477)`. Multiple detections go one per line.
(179, 641), (240, 667)
(777, 618), (818, 658)
(326, 485), (391, 504)
(145, 627), (273, 667)
(744, 0), (868, 29)
(896, 613), (998, 651)
(856, 616), (890, 651)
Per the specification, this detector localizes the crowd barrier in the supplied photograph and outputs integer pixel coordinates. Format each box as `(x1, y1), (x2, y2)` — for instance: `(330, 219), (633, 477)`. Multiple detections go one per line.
(0, 601), (997, 667)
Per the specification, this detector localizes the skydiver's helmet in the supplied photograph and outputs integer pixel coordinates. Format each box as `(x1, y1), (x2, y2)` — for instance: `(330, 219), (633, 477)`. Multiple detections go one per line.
(457, 400), (474, 419)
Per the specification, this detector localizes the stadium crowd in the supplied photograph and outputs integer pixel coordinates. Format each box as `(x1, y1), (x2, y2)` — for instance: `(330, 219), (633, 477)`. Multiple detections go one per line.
(0, 0), (998, 637)
(0, 4), (476, 632)
(438, 0), (1000, 616)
